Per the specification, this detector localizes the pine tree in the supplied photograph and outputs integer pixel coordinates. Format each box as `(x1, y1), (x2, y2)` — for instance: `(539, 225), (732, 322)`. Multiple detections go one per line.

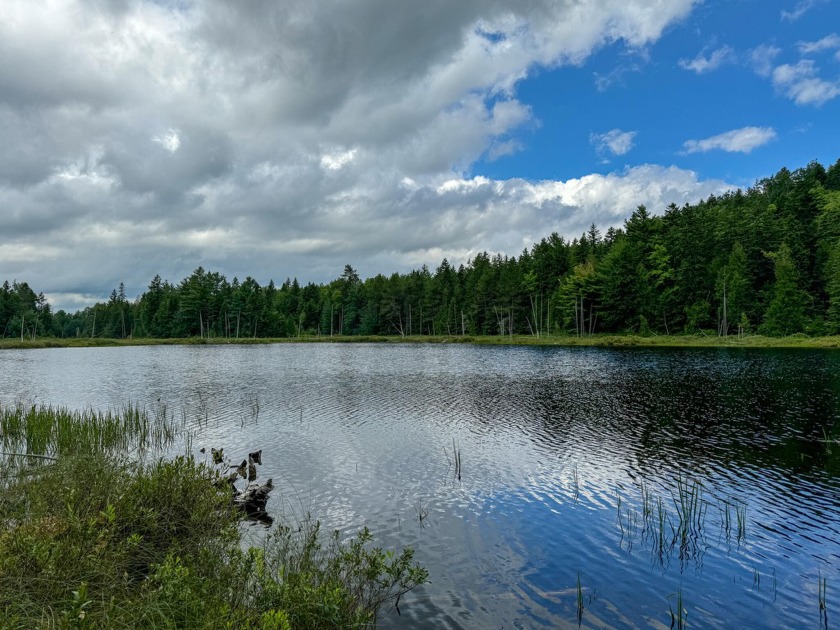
(761, 243), (809, 336)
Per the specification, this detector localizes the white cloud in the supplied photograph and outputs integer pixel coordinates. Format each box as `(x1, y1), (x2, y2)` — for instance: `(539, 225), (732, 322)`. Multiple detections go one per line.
(750, 44), (783, 78)
(797, 33), (840, 54)
(682, 127), (777, 154)
(320, 149), (358, 171)
(772, 60), (840, 105)
(679, 46), (735, 74)
(593, 62), (643, 91)
(152, 129), (181, 153)
(590, 129), (637, 159)
(750, 40), (840, 107)
(0, 0), (710, 309)
(781, 0), (828, 22)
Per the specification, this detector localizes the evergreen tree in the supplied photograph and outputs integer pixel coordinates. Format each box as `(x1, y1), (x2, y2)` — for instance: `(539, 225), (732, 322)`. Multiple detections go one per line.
(761, 243), (809, 335)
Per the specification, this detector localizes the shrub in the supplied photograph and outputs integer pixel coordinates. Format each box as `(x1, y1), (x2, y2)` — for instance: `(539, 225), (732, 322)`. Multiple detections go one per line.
(0, 404), (427, 629)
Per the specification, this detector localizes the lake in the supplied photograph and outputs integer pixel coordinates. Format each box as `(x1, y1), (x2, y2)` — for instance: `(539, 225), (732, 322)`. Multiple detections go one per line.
(1, 343), (838, 628)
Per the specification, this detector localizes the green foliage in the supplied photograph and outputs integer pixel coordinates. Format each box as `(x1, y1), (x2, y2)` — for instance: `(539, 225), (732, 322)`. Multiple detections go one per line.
(761, 243), (810, 336)
(0, 403), (180, 458)
(245, 522), (428, 629)
(826, 239), (840, 332)
(6, 158), (840, 339)
(0, 406), (427, 629)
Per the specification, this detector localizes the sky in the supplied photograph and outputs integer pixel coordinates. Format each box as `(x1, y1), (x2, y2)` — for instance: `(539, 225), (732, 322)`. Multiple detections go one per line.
(1, 0), (839, 311)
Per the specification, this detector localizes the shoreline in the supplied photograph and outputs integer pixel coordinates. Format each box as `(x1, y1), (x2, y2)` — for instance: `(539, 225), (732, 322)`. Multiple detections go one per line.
(3, 333), (840, 350)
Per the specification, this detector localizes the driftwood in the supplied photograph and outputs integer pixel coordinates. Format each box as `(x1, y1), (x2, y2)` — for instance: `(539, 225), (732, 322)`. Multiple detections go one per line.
(203, 446), (274, 525)
(235, 479), (274, 508)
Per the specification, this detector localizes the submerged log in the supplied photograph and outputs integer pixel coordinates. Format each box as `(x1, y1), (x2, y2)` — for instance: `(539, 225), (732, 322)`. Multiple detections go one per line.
(234, 478), (274, 508)
(206, 446), (275, 524)
(233, 478), (274, 525)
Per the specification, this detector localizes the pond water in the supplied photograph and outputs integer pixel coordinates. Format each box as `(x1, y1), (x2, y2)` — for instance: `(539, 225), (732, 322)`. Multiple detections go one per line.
(1, 343), (839, 628)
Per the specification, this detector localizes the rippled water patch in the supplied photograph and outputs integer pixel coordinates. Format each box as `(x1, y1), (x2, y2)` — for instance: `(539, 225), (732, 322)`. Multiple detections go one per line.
(1, 344), (838, 628)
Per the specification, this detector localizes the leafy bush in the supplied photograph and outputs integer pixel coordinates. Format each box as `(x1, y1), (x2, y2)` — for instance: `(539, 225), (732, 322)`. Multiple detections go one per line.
(0, 405), (427, 629)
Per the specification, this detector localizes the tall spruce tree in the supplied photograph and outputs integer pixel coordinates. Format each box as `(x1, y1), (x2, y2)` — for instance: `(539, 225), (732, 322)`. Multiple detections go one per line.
(761, 243), (809, 335)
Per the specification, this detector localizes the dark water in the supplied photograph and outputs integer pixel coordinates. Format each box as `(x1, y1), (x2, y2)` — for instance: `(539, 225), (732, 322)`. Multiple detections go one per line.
(2, 344), (839, 628)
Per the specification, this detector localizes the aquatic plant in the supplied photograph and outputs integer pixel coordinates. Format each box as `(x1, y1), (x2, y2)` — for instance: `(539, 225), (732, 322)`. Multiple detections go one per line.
(614, 477), (753, 568)
(444, 438), (462, 481)
(0, 401), (182, 460)
(819, 572), (828, 628)
(671, 475), (706, 544)
(668, 588), (687, 630)
(0, 405), (428, 628)
(576, 572), (584, 626)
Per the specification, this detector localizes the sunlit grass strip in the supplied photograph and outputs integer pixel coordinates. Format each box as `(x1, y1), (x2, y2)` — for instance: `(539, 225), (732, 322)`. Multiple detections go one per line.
(6, 332), (840, 349)
(0, 402), (182, 458)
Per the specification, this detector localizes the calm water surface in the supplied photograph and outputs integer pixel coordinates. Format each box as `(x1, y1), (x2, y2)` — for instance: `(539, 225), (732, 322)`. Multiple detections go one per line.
(2, 344), (839, 628)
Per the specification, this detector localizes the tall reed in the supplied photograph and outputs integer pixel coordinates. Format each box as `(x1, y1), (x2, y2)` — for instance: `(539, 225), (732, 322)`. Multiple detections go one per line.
(0, 402), (182, 460)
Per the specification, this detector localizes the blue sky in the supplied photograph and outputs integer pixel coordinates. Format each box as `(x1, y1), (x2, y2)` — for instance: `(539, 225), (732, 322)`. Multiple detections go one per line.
(475, 0), (840, 187)
(0, 0), (838, 310)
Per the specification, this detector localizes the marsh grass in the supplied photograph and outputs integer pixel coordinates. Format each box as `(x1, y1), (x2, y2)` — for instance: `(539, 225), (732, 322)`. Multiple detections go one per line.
(443, 439), (462, 481)
(0, 405), (428, 629)
(0, 402), (181, 459)
(614, 476), (751, 568)
(667, 588), (687, 630)
(576, 572), (584, 626)
(819, 572), (828, 628)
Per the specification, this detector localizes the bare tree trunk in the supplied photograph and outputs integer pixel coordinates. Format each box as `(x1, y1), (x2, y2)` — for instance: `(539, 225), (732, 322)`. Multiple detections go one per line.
(547, 297), (551, 337)
(392, 304), (406, 336)
(529, 294), (539, 338)
(580, 295), (586, 337)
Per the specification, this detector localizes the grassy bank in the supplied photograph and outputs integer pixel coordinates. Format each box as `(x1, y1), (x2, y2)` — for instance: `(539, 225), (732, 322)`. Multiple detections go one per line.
(0, 404), (427, 629)
(4, 332), (840, 350)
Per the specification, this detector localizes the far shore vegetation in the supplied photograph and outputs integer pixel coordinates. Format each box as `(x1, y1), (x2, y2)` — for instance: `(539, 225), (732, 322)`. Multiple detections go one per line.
(4, 332), (840, 350)
(3, 158), (840, 346)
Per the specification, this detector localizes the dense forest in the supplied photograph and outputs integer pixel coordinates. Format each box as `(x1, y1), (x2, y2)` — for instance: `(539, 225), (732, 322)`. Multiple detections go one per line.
(4, 159), (840, 340)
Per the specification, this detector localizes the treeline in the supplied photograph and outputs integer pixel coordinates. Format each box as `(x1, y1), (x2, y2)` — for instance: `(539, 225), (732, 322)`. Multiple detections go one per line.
(4, 158), (840, 340)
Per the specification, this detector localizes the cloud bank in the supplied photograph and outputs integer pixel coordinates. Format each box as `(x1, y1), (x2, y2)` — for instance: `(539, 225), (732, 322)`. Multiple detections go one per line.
(0, 0), (730, 310)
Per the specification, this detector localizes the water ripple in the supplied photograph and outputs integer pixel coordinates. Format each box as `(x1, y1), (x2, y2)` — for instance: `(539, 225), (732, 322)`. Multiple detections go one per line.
(1, 343), (839, 628)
